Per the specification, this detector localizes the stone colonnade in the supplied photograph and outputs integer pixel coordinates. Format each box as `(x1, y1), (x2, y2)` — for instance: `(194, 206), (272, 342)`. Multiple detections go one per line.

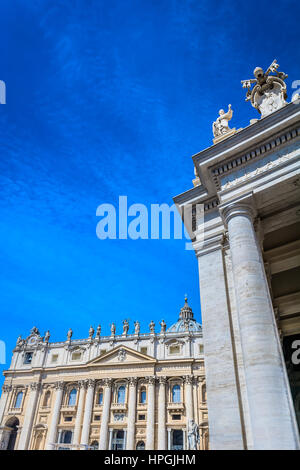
(197, 197), (299, 449)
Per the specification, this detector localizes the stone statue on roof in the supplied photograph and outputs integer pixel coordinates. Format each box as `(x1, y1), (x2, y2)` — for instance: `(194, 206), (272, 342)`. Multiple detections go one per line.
(96, 324), (101, 338)
(88, 325), (94, 339)
(241, 59), (288, 118)
(67, 328), (73, 341)
(149, 320), (155, 334)
(134, 321), (140, 335)
(110, 322), (116, 336)
(122, 319), (129, 336)
(212, 104), (233, 138)
(160, 320), (166, 334)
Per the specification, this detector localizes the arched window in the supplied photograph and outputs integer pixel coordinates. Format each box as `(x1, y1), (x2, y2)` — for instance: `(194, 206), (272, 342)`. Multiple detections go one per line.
(60, 430), (73, 444)
(5, 417), (19, 450)
(136, 440), (145, 450)
(117, 385), (125, 404)
(172, 384), (180, 403)
(68, 388), (77, 406)
(140, 387), (146, 404)
(15, 391), (23, 408)
(97, 389), (103, 405)
(43, 390), (51, 407)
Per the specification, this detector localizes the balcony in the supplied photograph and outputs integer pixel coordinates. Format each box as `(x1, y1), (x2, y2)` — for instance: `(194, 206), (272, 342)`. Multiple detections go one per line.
(111, 403), (127, 412)
(40, 406), (51, 413)
(167, 402), (185, 412)
(60, 405), (77, 413)
(8, 407), (22, 415)
(137, 403), (147, 411)
(94, 403), (103, 409)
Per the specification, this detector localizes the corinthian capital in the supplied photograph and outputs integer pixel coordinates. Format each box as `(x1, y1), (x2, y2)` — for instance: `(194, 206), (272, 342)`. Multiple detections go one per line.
(129, 377), (138, 386)
(87, 379), (96, 389)
(147, 376), (156, 385)
(30, 382), (41, 391)
(2, 384), (12, 393)
(184, 375), (194, 385)
(78, 380), (87, 389)
(54, 381), (65, 391)
(103, 378), (113, 388)
(158, 376), (167, 385)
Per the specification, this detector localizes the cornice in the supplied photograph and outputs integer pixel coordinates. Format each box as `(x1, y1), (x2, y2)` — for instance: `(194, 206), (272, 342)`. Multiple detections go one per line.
(173, 183), (208, 207)
(193, 103), (300, 194)
(157, 358), (195, 365)
(211, 125), (300, 191)
(193, 103), (300, 166)
(3, 357), (198, 378)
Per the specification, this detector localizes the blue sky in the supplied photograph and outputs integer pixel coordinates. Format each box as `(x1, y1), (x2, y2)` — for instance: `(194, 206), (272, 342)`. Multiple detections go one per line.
(0, 0), (299, 384)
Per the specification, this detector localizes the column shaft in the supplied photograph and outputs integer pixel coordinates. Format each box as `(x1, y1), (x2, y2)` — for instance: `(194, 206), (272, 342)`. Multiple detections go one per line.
(127, 378), (137, 450)
(197, 242), (244, 449)
(18, 383), (40, 450)
(108, 429), (113, 450)
(80, 380), (95, 447)
(46, 383), (64, 450)
(185, 376), (194, 423)
(146, 377), (155, 450)
(167, 429), (172, 450)
(225, 202), (300, 449)
(73, 382), (86, 447)
(157, 377), (166, 450)
(0, 386), (11, 425)
(99, 380), (112, 450)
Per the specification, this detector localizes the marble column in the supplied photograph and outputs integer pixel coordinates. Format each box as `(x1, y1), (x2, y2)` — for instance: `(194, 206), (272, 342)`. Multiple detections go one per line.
(167, 428), (172, 450)
(108, 428), (113, 450)
(185, 376), (194, 450)
(45, 381), (64, 450)
(223, 201), (300, 449)
(196, 235), (244, 450)
(184, 375), (194, 424)
(127, 377), (137, 450)
(0, 385), (11, 425)
(80, 379), (95, 447)
(18, 382), (41, 450)
(99, 378), (112, 450)
(146, 376), (155, 450)
(73, 381), (86, 448)
(157, 377), (166, 450)
(123, 429), (127, 450)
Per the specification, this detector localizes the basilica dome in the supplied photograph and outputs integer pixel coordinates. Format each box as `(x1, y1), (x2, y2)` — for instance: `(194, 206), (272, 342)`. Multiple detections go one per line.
(166, 297), (202, 333)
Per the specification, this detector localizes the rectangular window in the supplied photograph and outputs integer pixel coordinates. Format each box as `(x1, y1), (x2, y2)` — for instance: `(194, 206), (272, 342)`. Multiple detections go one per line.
(64, 416), (72, 422)
(24, 352), (33, 364)
(138, 414), (146, 421)
(71, 352), (82, 361)
(51, 354), (58, 363)
(172, 414), (181, 420)
(199, 344), (204, 353)
(169, 345), (180, 355)
(94, 415), (101, 421)
(140, 347), (147, 355)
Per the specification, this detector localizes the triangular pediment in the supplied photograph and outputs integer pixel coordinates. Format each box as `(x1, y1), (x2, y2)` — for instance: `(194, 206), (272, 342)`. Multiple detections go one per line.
(87, 344), (156, 366)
